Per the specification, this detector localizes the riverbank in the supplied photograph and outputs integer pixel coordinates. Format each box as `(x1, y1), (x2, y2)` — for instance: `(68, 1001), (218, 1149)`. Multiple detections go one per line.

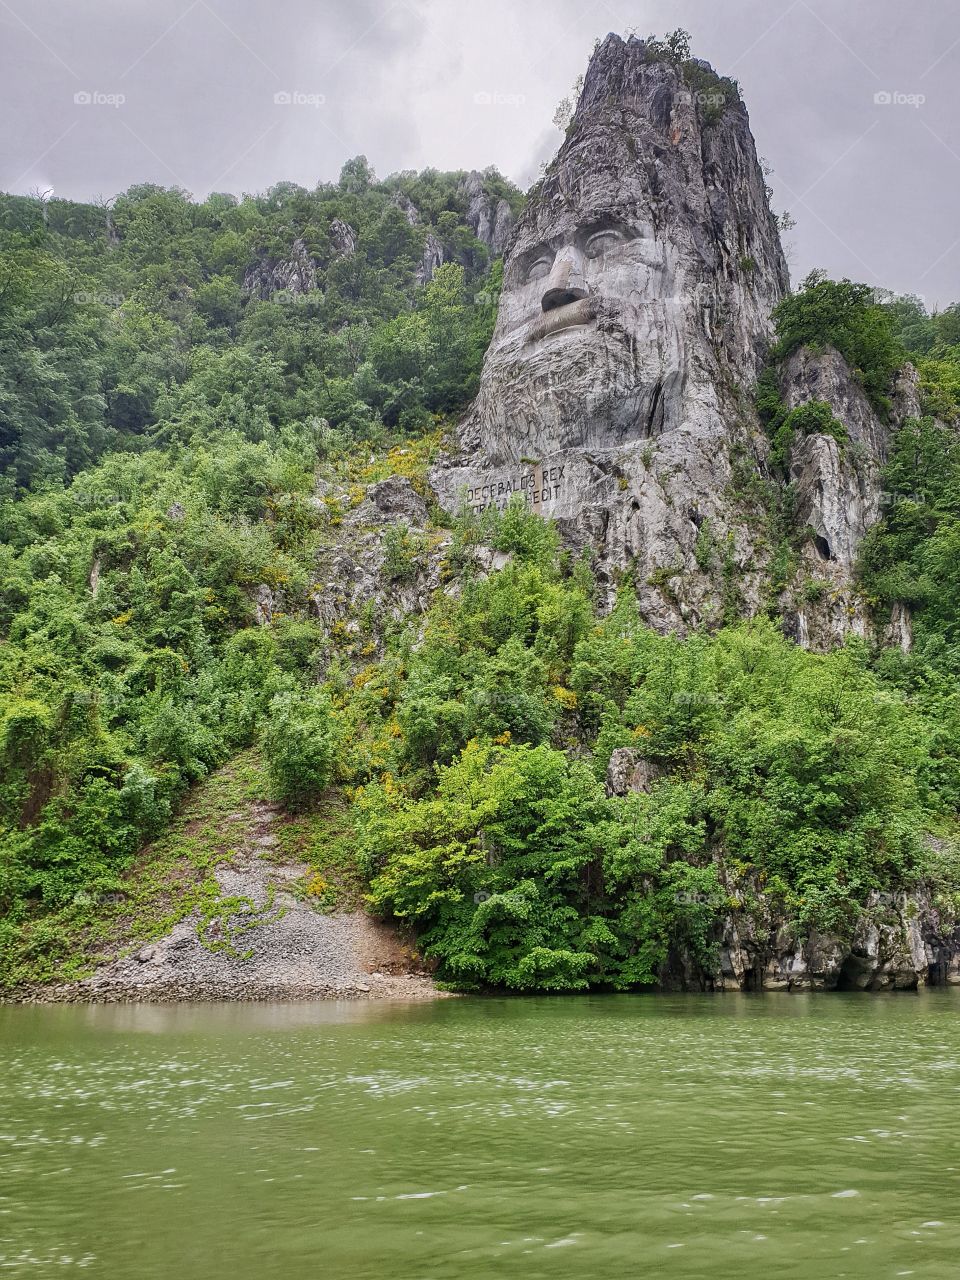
(2, 753), (442, 1005)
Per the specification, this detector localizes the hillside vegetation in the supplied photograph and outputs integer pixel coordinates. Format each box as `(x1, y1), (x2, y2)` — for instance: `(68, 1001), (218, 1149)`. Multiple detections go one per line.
(2, 173), (960, 990)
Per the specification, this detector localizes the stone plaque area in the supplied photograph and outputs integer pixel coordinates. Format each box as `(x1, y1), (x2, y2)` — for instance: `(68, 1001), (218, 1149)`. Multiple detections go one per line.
(430, 451), (612, 525)
(463, 463), (567, 514)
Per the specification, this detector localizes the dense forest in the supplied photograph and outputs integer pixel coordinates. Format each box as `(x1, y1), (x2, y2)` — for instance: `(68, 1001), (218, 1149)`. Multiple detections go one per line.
(2, 161), (960, 990)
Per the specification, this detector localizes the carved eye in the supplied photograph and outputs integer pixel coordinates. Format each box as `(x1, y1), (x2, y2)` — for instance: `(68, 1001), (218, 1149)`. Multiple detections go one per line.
(584, 229), (625, 259)
(525, 255), (553, 283)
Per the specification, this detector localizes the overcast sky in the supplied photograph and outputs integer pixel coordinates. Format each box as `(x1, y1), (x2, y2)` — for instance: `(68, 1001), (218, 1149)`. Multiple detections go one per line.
(3, 0), (959, 305)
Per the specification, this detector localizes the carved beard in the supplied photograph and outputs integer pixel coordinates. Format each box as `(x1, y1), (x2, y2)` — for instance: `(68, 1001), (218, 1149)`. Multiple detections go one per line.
(475, 300), (683, 461)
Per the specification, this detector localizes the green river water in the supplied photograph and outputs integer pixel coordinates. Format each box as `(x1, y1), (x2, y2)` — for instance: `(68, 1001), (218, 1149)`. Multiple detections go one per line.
(1, 992), (959, 1279)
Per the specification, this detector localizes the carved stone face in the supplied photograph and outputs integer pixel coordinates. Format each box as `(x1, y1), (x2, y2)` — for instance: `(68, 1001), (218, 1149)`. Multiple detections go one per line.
(465, 38), (787, 466)
(506, 219), (667, 344)
(473, 203), (696, 461)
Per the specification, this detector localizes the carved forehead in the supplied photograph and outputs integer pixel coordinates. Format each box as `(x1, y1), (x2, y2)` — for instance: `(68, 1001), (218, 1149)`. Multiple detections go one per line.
(511, 190), (650, 255)
(511, 130), (657, 250)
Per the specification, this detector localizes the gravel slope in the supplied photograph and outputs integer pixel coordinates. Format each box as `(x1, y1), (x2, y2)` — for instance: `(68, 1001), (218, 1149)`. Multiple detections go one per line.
(21, 800), (440, 1004)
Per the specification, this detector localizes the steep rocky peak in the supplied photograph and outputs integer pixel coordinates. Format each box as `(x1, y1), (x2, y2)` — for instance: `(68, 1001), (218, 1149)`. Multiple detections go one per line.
(527, 32), (787, 303)
(451, 31), (789, 471)
(459, 169), (515, 255)
(432, 35), (890, 652)
(574, 33), (726, 121)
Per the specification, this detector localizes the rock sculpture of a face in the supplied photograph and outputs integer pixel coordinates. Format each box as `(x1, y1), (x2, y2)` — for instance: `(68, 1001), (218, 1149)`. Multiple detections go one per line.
(466, 34), (789, 464)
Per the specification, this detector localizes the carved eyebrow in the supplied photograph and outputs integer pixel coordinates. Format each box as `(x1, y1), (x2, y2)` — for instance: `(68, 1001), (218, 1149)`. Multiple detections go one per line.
(519, 248), (555, 281)
(583, 227), (627, 249)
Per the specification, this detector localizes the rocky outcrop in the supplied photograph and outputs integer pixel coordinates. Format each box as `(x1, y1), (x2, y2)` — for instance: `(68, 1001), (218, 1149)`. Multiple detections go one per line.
(776, 350), (921, 650)
(328, 217), (357, 257)
(309, 476), (449, 640)
(664, 875), (960, 993)
(392, 192), (420, 226)
(782, 345), (888, 569)
(460, 170), (515, 254)
(405, 172), (514, 284)
(416, 231), (445, 285)
(242, 236), (320, 300)
(430, 34), (919, 653)
(241, 219), (357, 300)
(432, 33), (790, 632)
(348, 474), (430, 526)
(606, 748), (664, 796)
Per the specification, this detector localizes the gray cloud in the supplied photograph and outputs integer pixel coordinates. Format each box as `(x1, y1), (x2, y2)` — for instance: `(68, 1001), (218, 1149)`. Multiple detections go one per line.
(2, 0), (959, 303)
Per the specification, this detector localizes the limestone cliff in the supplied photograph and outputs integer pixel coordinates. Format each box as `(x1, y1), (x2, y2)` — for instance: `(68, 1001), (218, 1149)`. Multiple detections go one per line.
(777, 348), (920, 651)
(433, 33), (790, 628)
(431, 34), (910, 646)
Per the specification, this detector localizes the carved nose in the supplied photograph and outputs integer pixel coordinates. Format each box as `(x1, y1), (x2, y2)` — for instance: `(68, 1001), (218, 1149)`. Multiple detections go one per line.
(541, 246), (588, 312)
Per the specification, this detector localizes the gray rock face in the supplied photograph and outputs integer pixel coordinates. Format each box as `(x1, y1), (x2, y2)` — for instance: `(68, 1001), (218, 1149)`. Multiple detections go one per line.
(392, 192), (421, 226)
(417, 231), (445, 285)
(328, 217), (358, 257)
(458, 35), (787, 464)
(776, 350), (921, 650)
(433, 34), (790, 632)
(348, 474), (429, 527)
(782, 345), (888, 568)
(242, 236), (319, 300)
(252, 583), (274, 625)
(242, 216), (358, 300)
(605, 747), (664, 796)
(432, 34), (918, 652)
(665, 867), (959, 993)
(309, 475), (447, 643)
(460, 170), (515, 254)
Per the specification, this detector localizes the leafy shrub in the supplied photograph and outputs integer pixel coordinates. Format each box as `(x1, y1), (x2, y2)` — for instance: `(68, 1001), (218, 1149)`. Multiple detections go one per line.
(262, 689), (336, 810)
(773, 271), (904, 415)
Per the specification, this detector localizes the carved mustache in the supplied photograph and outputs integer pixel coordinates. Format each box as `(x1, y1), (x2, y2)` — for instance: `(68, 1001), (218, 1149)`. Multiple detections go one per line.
(526, 296), (597, 342)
